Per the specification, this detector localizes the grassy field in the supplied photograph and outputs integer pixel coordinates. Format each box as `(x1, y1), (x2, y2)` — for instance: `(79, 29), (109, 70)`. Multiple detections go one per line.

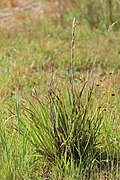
(0, 0), (120, 179)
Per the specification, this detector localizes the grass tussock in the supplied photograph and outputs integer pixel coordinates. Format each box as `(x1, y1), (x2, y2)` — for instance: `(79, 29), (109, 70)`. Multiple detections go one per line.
(16, 76), (119, 179)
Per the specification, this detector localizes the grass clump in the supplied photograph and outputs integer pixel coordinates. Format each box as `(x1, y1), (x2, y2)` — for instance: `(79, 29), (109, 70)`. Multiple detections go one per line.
(18, 76), (120, 179)
(27, 85), (97, 176)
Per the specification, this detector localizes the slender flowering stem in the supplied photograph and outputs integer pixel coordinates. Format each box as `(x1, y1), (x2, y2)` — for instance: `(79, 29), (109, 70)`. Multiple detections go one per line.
(71, 17), (76, 107)
(49, 61), (54, 96)
(49, 61), (55, 133)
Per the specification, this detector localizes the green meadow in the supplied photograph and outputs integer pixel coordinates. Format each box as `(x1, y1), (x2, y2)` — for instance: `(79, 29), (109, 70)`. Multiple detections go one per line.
(0, 0), (120, 179)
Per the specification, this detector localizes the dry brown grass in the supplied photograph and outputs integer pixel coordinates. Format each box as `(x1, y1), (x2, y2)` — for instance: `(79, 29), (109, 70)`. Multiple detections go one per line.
(44, 0), (73, 18)
(0, 0), (18, 8)
(0, 0), (29, 8)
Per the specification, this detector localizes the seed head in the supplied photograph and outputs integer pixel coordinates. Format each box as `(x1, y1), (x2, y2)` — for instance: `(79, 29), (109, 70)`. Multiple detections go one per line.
(72, 17), (76, 29)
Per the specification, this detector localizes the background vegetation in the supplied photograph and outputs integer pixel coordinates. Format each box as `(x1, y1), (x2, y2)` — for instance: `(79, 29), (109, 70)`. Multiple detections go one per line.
(0, 0), (120, 179)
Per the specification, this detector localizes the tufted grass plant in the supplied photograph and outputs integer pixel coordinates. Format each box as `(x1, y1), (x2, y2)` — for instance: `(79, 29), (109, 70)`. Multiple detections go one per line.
(17, 77), (120, 179)
(18, 82), (102, 176)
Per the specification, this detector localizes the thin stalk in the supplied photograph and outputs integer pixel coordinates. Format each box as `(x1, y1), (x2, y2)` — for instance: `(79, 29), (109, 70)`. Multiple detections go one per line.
(49, 61), (55, 134)
(49, 61), (54, 96)
(71, 17), (76, 108)
(16, 87), (20, 139)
